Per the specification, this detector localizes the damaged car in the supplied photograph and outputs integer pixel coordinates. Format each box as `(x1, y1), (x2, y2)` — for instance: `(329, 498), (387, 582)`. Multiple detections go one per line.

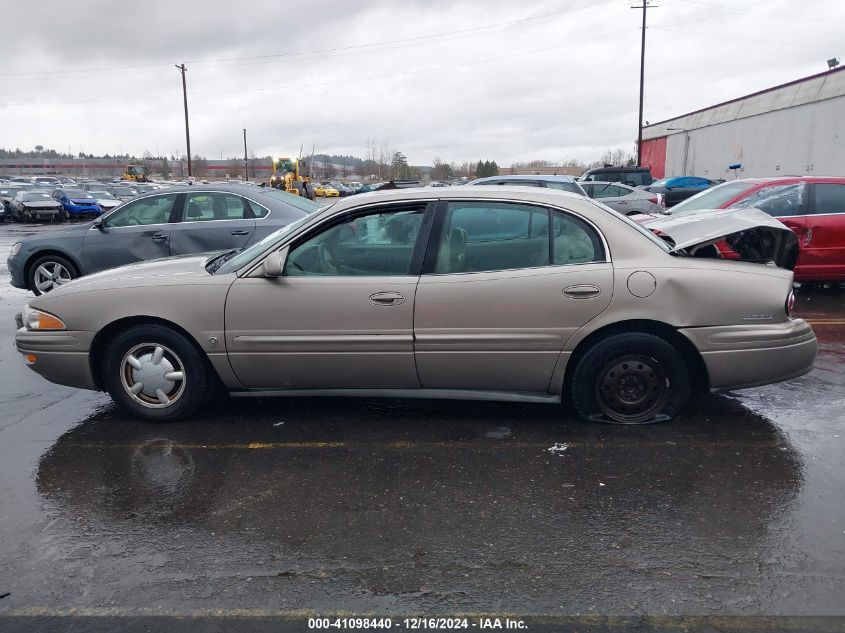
(15, 187), (816, 424)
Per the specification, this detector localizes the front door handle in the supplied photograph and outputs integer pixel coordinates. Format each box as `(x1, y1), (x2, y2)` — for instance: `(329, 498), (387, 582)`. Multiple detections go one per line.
(563, 284), (601, 299)
(369, 291), (406, 306)
(230, 230), (250, 236)
(151, 233), (168, 242)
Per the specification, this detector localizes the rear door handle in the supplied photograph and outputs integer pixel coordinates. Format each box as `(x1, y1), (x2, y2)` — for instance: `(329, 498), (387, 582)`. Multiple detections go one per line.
(151, 233), (169, 242)
(563, 284), (601, 299)
(369, 291), (406, 306)
(230, 230), (250, 236)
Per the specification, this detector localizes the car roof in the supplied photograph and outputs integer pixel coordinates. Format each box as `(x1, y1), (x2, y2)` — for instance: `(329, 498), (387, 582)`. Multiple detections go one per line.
(469, 174), (578, 183)
(585, 166), (650, 172)
(725, 176), (845, 185)
(331, 185), (587, 209)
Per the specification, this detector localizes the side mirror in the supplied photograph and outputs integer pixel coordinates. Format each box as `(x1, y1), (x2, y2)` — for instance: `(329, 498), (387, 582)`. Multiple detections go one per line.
(262, 247), (288, 278)
(93, 217), (107, 232)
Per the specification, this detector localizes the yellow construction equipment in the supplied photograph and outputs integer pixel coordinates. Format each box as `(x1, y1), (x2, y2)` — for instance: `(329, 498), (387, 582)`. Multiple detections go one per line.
(269, 157), (316, 200)
(122, 164), (148, 182)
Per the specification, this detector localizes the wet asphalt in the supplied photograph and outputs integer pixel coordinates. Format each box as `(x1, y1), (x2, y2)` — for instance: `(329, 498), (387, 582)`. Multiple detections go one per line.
(0, 221), (843, 632)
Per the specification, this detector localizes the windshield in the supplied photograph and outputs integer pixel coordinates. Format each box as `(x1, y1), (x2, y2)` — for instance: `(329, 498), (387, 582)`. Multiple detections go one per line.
(91, 191), (117, 199)
(214, 212), (316, 275)
(64, 189), (91, 198)
(22, 192), (54, 201)
(669, 181), (757, 215)
(112, 187), (136, 195)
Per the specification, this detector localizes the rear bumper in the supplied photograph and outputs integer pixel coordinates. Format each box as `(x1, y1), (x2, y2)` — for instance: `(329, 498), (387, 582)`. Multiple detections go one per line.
(679, 319), (817, 392)
(15, 327), (98, 390)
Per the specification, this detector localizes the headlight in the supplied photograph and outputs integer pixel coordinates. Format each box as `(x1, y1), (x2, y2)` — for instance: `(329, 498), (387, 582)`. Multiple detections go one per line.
(9, 242), (22, 257)
(23, 304), (66, 331)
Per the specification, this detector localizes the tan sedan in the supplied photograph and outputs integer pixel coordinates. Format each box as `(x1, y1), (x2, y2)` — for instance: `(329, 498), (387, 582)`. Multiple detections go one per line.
(15, 187), (817, 424)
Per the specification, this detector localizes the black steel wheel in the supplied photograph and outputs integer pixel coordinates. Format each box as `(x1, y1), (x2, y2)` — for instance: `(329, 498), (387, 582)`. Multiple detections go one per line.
(570, 332), (690, 424)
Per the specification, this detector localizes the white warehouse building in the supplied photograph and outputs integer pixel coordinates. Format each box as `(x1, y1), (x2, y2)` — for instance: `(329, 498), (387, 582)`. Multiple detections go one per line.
(639, 66), (845, 180)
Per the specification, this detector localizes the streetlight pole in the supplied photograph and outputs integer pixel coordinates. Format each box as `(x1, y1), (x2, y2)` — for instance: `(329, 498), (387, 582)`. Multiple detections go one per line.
(243, 129), (248, 181)
(632, 1), (656, 167)
(175, 63), (192, 177)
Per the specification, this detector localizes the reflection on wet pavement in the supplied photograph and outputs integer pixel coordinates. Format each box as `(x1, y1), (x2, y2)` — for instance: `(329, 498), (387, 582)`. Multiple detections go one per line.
(0, 224), (843, 621)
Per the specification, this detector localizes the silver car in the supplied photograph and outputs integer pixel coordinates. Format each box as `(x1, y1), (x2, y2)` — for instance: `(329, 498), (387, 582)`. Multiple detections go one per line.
(15, 187), (816, 424)
(579, 181), (666, 216)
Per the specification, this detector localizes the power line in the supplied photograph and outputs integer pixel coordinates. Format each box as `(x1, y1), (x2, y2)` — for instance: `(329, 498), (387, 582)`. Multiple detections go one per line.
(650, 26), (814, 46)
(0, 27), (638, 106)
(0, 2), (616, 80)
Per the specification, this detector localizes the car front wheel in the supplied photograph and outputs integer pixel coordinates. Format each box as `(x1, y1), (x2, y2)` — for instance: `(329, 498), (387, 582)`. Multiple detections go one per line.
(102, 324), (211, 422)
(28, 254), (78, 295)
(569, 332), (690, 424)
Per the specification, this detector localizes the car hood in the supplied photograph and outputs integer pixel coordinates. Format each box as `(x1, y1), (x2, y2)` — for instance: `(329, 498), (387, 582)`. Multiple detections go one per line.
(48, 254), (219, 297)
(69, 198), (98, 205)
(21, 200), (61, 208)
(644, 208), (799, 269)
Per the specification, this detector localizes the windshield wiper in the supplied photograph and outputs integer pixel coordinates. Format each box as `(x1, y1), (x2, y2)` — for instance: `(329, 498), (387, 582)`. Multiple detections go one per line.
(206, 249), (239, 274)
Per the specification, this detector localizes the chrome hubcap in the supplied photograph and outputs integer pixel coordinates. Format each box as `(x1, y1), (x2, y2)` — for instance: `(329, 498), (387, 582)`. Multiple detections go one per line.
(34, 262), (72, 293)
(595, 354), (668, 423)
(120, 343), (186, 409)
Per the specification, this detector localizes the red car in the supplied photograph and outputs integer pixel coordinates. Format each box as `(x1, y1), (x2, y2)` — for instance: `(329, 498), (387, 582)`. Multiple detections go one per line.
(667, 177), (845, 282)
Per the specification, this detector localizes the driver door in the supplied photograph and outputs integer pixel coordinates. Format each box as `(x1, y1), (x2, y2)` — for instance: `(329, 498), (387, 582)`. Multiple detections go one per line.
(83, 192), (182, 274)
(225, 201), (433, 389)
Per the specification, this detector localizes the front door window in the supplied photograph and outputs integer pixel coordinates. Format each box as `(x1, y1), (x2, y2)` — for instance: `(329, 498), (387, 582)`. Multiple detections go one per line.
(285, 206), (425, 276)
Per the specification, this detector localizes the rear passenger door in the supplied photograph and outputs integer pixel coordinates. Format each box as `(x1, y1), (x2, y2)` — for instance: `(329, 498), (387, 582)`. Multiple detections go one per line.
(801, 182), (845, 280)
(169, 191), (257, 256)
(413, 200), (612, 393)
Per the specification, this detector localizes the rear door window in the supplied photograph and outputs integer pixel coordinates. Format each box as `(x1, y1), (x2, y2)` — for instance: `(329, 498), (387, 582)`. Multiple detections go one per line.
(811, 183), (845, 214)
(183, 192), (249, 222)
(435, 202), (549, 274)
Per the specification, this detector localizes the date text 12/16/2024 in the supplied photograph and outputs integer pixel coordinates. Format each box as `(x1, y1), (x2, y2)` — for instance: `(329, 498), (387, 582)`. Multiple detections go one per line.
(308, 618), (528, 630)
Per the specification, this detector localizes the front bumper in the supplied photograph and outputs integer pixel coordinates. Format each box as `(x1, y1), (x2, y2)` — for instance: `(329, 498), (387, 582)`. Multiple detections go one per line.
(7, 255), (27, 288)
(15, 325), (98, 390)
(679, 319), (817, 392)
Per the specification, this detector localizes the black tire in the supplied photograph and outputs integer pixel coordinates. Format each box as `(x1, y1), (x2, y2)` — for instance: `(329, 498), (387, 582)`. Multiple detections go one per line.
(102, 324), (211, 422)
(569, 332), (690, 424)
(27, 253), (79, 296)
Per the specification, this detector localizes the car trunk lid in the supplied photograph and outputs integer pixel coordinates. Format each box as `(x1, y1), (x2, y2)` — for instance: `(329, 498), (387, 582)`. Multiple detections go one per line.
(644, 208), (798, 270)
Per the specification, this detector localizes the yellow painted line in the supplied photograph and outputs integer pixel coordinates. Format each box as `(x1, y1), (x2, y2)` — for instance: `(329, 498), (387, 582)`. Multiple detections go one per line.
(0, 608), (843, 631)
(806, 319), (845, 325)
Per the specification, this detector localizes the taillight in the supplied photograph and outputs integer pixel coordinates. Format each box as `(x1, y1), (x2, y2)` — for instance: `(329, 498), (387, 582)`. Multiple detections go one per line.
(786, 291), (795, 317)
(648, 196), (658, 204)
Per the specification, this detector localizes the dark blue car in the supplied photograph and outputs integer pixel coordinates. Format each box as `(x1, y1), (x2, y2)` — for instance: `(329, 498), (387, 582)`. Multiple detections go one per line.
(52, 188), (103, 219)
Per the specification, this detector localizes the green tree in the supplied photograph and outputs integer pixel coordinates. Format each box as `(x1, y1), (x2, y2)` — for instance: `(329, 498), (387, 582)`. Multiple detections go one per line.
(391, 151), (408, 179)
(490, 160), (499, 176)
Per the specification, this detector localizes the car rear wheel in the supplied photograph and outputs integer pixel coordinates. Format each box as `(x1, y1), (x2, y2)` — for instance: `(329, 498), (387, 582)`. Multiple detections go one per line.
(569, 332), (690, 424)
(102, 325), (211, 422)
(28, 254), (78, 295)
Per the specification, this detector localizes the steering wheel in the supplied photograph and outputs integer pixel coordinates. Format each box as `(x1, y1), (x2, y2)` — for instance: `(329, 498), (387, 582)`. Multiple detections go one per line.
(318, 241), (339, 274)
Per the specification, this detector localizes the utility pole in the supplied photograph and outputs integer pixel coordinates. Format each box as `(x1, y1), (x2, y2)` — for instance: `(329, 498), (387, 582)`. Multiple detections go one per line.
(631, 1), (656, 167)
(175, 63), (192, 177)
(243, 129), (248, 181)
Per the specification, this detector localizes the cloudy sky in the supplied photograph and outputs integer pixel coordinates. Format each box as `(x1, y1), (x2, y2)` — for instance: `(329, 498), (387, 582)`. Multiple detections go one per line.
(0, 0), (842, 165)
